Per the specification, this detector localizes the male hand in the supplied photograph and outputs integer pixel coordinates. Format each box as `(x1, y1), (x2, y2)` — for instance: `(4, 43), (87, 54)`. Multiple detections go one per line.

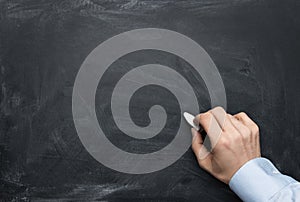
(191, 107), (261, 184)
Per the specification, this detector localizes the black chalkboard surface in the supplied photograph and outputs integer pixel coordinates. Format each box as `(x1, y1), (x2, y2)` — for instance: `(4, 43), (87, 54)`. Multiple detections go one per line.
(1, 0), (300, 201)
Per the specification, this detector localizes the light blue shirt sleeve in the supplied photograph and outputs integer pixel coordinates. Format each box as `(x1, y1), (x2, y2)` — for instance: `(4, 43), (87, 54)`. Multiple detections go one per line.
(229, 157), (300, 202)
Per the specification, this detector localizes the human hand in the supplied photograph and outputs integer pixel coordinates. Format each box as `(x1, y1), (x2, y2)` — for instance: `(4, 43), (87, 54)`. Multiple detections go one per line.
(191, 107), (261, 184)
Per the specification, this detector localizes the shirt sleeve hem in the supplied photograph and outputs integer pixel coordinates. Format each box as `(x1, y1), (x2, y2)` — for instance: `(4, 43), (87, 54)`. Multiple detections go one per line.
(229, 157), (296, 202)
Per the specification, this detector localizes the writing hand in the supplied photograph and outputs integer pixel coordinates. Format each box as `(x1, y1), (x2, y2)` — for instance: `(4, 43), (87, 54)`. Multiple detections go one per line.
(191, 107), (261, 184)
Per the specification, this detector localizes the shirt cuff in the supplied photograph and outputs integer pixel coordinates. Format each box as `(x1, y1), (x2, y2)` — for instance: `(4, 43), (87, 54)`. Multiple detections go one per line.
(229, 157), (296, 202)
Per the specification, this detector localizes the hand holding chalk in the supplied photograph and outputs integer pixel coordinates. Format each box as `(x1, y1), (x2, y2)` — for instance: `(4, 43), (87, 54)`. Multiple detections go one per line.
(187, 107), (261, 184)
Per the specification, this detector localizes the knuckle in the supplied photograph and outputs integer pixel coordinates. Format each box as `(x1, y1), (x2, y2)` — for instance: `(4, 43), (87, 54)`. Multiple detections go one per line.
(252, 124), (259, 133)
(193, 114), (201, 124)
(241, 127), (251, 137)
(218, 138), (230, 148)
(194, 114), (200, 122)
(213, 106), (224, 110)
(238, 112), (247, 117)
(199, 112), (212, 121)
(212, 106), (225, 113)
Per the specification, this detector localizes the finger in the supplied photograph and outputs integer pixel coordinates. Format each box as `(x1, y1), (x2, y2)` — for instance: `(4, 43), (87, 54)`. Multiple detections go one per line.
(194, 112), (222, 148)
(234, 112), (259, 135)
(191, 128), (210, 159)
(191, 128), (213, 170)
(191, 127), (203, 144)
(234, 112), (255, 127)
(229, 115), (251, 139)
(211, 107), (239, 136)
(210, 106), (227, 130)
(234, 112), (261, 157)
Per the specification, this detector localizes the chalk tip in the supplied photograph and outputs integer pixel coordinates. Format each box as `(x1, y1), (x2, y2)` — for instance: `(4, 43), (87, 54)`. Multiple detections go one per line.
(183, 112), (199, 131)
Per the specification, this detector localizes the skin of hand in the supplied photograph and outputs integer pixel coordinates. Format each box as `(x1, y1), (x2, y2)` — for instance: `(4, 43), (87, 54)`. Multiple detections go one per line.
(191, 106), (261, 184)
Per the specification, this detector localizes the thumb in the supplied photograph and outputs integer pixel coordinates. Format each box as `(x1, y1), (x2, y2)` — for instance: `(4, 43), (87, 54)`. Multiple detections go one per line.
(191, 128), (212, 171)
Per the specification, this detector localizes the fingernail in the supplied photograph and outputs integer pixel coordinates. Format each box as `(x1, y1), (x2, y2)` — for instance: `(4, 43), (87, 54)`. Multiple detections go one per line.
(193, 117), (198, 125)
(193, 114), (201, 125)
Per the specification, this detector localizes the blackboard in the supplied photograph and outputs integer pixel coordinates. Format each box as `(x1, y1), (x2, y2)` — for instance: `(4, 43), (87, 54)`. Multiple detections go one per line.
(1, 0), (300, 201)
